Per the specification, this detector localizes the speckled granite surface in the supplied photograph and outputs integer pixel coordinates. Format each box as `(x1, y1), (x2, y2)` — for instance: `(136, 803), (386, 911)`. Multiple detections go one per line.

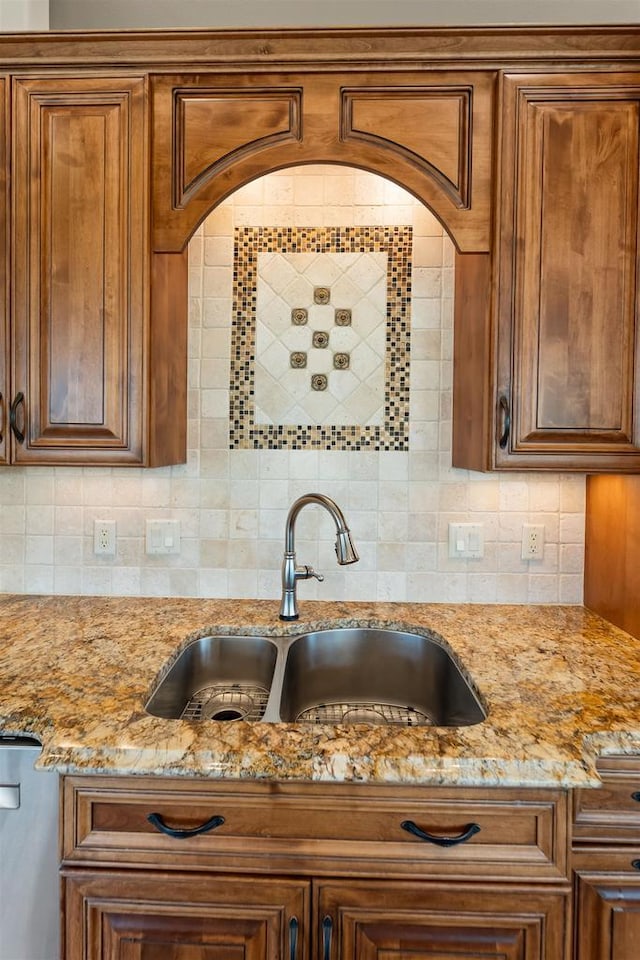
(1, 595), (639, 788)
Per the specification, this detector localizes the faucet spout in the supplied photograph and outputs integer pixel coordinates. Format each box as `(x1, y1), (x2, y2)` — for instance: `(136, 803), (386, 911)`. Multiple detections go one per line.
(279, 493), (359, 621)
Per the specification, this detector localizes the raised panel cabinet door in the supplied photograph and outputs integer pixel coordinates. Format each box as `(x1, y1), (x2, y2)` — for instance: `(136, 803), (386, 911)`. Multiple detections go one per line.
(63, 870), (309, 960)
(12, 77), (146, 464)
(495, 74), (640, 471)
(315, 880), (569, 959)
(0, 76), (7, 465)
(575, 874), (640, 960)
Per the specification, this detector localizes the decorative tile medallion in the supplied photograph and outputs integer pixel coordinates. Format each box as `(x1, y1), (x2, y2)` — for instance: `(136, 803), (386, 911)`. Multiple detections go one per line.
(314, 286), (331, 304)
(335, 308), (352, 326)
(230, 225), (412, 450)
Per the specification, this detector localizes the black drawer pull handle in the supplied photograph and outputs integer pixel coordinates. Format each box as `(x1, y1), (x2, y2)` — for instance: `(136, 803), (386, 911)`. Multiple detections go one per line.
(289, 917), (299, 960)
(498, 394), (510, 449)
(632, 859), (640, 871)
(322, 915), (333, 960)
(9, 392), (25, 445)
(147, 812), (225, 839)
(401, 819), (481, 847)
(631, 792), (640, 802)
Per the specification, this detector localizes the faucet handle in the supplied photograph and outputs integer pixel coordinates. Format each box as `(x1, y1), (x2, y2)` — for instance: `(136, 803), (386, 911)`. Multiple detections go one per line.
(296, 564), (324, 583)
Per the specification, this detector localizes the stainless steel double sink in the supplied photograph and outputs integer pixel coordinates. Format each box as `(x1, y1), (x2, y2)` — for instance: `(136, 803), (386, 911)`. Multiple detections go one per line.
(145, 627), (486, 728)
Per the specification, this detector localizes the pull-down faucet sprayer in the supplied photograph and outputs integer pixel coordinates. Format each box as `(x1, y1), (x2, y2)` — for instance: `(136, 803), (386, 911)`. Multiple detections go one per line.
(279, 493), (359, 621)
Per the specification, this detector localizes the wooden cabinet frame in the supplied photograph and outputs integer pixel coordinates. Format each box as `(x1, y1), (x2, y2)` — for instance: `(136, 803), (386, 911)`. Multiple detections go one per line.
(150, 69), (494, 254)
(0, 75), (7, 465)
(489, 73), (640, 472)
(572, 757), (640, 960)
(0, 29), (638, 470)
(11, 76), (147, 464)
(61, 775), (572, 960)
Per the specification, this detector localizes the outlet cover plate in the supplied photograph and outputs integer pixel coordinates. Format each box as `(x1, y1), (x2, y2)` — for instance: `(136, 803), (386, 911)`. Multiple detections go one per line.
(522, 524), (545, 560)
(93, 519), (116, 556)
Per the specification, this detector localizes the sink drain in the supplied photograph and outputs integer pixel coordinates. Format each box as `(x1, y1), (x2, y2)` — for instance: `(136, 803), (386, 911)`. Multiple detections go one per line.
(181, 683), (270, 722)
(295, 702), (435, 726)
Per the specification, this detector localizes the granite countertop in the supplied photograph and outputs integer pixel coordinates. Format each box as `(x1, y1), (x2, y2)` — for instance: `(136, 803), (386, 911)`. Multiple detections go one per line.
(1, 594), (639, 789)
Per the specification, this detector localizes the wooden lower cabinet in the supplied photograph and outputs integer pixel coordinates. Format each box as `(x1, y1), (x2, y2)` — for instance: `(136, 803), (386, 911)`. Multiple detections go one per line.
(63, 871), (569, 960)
(61, 776), (572, 960)
(315, 880), (568, 959)
(63, 870), (309, 960)
(572, 757), (640, 960)
(574, 874), (640, 960)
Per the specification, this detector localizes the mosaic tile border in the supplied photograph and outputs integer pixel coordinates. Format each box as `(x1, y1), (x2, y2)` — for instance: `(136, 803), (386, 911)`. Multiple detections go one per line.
(229, 225), (412, 450)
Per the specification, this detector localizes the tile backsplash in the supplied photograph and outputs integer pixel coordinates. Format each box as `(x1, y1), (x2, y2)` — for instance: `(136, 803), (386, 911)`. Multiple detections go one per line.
(231, 224), (412, 450)
(0, 165), (585, 603)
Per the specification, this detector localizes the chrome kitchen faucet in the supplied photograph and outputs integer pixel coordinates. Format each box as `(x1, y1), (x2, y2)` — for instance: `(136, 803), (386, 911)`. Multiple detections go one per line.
(279, 493), (359, 620)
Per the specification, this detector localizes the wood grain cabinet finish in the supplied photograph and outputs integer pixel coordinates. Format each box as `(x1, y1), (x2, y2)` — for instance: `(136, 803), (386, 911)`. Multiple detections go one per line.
(63, 870), (309, 960)
(572, 757), (640, 960)
(316, 880), (569, 960)
(151, 70), (494, 253)
(11, 76), (148, 464)
(0, 76), (7, 465)
(485, 73), (640, 472)
(61, 776), (568, 882)
(454, 73), (640, 472)
(574, 757), (640, 845)
(61, 776), (572, 960)
(574, 874), (640, 960)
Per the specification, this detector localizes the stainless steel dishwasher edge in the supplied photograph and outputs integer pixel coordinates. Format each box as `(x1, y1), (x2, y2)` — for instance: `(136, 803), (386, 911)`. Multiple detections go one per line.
(0, 736), (59, 960)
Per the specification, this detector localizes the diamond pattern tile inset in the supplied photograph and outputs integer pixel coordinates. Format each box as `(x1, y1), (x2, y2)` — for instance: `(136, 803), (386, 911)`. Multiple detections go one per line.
(230, 226), (412, 450)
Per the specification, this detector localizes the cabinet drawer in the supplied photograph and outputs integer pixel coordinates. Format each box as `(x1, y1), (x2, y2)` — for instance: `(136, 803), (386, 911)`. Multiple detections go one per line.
(62, 775), (569, 881)
(572, 847), (640, 874)
(573, 757), (640, 843)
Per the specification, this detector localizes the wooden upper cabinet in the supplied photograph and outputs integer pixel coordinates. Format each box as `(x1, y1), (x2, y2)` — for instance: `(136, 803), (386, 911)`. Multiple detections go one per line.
(11, 77), (150, 465)
(151, 70), (494, 253)
(0, 77), (7, 466)
(491, 73), (640, 471)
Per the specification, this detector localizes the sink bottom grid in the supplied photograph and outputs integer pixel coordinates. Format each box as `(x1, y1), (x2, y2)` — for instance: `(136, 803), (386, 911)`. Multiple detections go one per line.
(295, 702), (435, 726)
(181, 682), (270, 722)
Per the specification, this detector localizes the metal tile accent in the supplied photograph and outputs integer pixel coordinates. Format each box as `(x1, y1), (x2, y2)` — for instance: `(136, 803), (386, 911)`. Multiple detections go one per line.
(312, 330), (330, 349)
(311, 373), (328, 391)
(290, 351), (307, 368)
(334, 308), (352, 326)
(334, 352), (350, 369)
(314, 286), (331, 304)
(291, 308), (308, 325)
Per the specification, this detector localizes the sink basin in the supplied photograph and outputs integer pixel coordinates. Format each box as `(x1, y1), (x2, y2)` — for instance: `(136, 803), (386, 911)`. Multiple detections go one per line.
(145, 627), (485, 727)
(278, 628), (485, 726)
(145, 635), (278, 721)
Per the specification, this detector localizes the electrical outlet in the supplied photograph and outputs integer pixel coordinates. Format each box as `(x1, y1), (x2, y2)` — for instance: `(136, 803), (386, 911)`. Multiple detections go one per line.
(521, 524), (545, 560)
(93, 519), (116, 556)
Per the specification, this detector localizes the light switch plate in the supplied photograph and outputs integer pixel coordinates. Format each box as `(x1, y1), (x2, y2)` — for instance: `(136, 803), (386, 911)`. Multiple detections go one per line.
(145, 519), (181, 555)
(448, 522), (484, 559)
